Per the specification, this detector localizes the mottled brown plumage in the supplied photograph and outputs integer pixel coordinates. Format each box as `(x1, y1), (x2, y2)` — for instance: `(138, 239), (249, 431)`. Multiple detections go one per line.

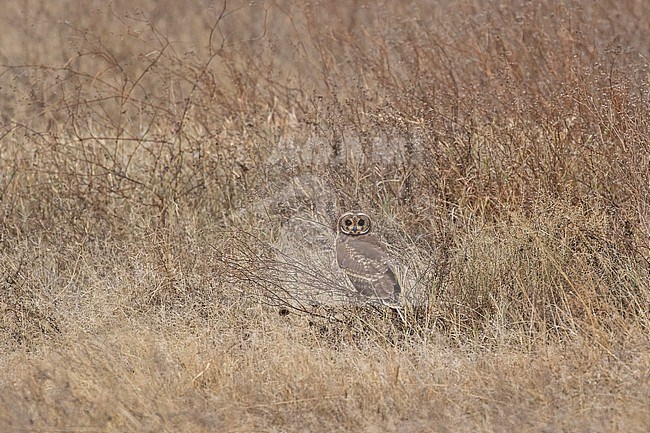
(336, 211), (400, 302)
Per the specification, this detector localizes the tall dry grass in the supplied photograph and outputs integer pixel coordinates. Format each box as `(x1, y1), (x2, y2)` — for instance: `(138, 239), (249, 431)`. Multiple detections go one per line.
(1, 0), (649, 431)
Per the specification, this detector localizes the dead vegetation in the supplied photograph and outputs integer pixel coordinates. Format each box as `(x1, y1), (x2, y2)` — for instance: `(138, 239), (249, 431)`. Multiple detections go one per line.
(1, 0), (649, 431)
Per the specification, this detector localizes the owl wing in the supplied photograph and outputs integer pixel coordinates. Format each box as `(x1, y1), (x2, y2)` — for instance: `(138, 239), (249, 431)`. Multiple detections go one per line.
(336, 235), (400, 300)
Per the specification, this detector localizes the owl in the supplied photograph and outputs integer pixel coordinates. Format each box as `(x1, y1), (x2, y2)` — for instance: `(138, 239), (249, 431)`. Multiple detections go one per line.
(336, 211), (400, 303)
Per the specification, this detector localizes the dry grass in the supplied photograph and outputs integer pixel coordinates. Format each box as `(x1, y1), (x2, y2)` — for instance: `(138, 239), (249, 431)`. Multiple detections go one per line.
(1, 0), (649, 431)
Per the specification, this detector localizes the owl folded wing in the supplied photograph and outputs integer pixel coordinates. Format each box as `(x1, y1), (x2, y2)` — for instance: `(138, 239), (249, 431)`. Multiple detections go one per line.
(336, 237), (400, 300)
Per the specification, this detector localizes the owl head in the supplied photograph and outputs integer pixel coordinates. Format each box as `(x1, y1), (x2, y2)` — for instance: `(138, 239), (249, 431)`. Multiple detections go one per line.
(338, 211), (372, 236)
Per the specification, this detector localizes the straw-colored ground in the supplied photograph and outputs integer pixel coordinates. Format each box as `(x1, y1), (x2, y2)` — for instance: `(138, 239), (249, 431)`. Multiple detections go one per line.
(1, 1), (648, 431)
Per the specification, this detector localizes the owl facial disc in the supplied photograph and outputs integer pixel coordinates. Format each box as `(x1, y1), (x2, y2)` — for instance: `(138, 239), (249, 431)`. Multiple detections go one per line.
(338, 211), (372, 235)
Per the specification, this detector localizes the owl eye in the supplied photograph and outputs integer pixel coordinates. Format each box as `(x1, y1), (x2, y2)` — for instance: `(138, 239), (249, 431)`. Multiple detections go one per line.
(358, 219), (365, 226)
(345, 219), (352, 226)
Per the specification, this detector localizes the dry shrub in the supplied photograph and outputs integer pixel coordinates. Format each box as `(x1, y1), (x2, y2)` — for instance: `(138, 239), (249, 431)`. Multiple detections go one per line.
(1, 0), (649, 431)
(445, 199), (648, 344)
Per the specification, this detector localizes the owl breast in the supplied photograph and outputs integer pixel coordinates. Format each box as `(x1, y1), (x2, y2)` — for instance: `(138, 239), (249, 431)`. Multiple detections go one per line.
(336, 233), (400, 301)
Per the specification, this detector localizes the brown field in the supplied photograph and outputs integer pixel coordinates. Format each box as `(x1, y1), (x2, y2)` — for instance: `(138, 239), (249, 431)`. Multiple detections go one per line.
(1, 1), (649, 431)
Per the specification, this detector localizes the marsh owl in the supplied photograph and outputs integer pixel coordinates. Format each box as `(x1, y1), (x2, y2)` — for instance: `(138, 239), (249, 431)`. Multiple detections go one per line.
(336, 211), (400, 303)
